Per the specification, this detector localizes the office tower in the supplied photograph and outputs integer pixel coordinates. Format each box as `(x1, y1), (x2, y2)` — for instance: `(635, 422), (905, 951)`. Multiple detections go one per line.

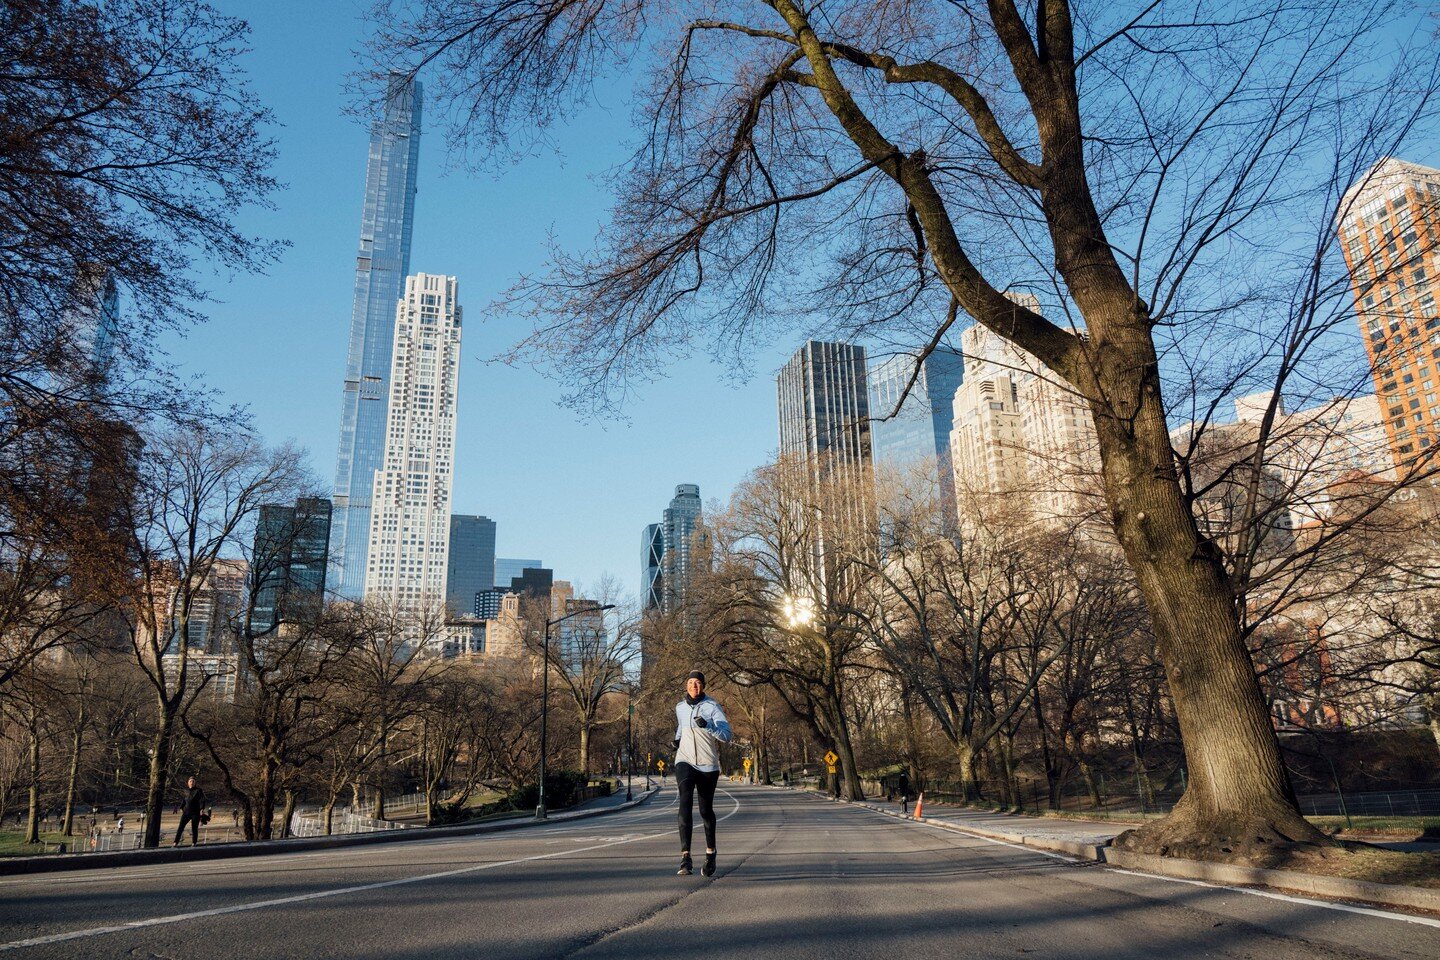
(509, 566), (554, 600)
(61, 265), (120, 394)
(642, 485), (704, 614)
(1338, 158), (1440, 466)
(363, 274), (462, 607)
(641, 523), (664, 611)
(252, 498), (332, 635)
(950, 319), (1101, 528)
(868, 349), (964, 526)
(777, 340), (874, 474)
(330, 74), (423, 600)
(495, 557), (543, 589)
(446, 515), (496, 616)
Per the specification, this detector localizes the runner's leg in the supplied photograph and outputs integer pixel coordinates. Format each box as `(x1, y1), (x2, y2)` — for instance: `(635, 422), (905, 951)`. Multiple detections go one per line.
(675, 763), (696, 853)
(697, 770), (719, 851)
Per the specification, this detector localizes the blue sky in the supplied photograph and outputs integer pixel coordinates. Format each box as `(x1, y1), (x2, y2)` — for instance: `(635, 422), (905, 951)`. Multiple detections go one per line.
(168, 1), (792, 600)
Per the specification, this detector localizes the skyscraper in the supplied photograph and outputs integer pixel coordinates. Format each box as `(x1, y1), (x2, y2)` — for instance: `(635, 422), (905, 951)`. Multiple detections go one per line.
(641, 523), (664, 610)
(63, 265), (120, 395)
(494, 557), (542, 589)
(641, 485), (704, 614)
(363, 273), (461, 606)
(252, 498), (332, 635)
(1338, 157), (1440, 466)
(868, 349), (964, 526)
(950, 319), (1102, 529)
(446, 514), (496, 616)
(777, 340), (874, 474)
(330, 74), (423, 599)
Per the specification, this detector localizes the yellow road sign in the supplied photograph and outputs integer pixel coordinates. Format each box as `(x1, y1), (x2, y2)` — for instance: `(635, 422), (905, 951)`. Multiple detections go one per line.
(823, 750), (838, 766)
(657, 760), (666, 772)
(742, 758), (752, 771)
(826, 764), (837, 774)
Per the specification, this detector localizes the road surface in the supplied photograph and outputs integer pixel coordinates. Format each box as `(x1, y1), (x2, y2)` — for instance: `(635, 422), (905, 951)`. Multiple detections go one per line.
(0, 783), (1436, 958)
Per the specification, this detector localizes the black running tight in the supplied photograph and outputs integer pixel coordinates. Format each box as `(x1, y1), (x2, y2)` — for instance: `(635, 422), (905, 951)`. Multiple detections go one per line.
(675, 762), (720, 852)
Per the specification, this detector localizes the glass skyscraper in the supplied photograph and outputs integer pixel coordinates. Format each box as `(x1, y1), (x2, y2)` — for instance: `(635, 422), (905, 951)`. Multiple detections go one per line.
(868, 348), (964, 526)
(446, 515), (497, 616)
(329, 74), (423, 599)
(252, 498), (332, 635)
(494, 557), (542, 589)
(640, 485), (702, 614)
(777, 340), (874, 473)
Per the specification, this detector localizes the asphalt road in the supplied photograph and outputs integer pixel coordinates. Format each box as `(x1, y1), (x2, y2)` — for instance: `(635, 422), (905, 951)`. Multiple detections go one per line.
(0, 783), (1437, 959)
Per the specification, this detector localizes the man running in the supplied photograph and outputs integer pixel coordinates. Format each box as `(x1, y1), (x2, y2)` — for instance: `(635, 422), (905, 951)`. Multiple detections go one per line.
(673, 671), (732, 877)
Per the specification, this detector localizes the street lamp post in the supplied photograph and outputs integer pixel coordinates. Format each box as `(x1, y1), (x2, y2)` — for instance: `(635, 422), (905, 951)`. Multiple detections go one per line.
(536, 602), (616, 821)
(626, 699), (634, 801)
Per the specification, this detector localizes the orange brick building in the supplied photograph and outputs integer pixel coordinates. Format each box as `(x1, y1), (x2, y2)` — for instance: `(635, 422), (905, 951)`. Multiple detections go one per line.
(1338, 158), (1440, 466)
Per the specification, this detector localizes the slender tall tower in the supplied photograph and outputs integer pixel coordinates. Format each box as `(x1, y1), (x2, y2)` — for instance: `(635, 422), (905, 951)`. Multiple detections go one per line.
(330, 74), (423, 599)
(363, 274), (462, 606)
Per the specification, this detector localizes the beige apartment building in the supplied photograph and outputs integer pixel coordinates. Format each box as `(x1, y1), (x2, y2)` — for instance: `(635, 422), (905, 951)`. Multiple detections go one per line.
(949, 312), (1103, 530)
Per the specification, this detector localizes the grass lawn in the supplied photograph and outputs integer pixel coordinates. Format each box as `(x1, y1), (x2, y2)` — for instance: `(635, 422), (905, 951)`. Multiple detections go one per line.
(0, 830), (79, 856)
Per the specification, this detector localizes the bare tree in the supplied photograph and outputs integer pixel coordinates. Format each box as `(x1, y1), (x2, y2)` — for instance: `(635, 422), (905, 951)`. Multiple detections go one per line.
(120, 424), (306, 848)
(526, 578), (635, 775)
(369, 0), (1440, 857)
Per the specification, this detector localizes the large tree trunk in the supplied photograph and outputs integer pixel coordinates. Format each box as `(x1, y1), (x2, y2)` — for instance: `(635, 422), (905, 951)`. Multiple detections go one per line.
(280, 789), (296, 839)
(23, 718), (41, 845)
(1089, 340), (1326, 855)
(258, 760), (277, 840)
(142, 706), (174, 849)
(61, 705), (84, 836)
(578, 722), (591, 777)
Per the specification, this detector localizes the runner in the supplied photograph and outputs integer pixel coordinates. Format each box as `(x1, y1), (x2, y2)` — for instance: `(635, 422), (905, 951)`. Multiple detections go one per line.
(672, 670), (732, 877)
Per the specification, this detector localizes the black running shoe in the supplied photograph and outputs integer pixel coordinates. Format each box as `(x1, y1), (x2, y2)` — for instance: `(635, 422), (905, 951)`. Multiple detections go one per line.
(701, 852), (716, 877)
(677, 855), (692, 876)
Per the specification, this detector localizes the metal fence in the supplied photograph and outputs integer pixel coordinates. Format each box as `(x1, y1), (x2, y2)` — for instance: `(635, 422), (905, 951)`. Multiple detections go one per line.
(1296, 788), (1440, 818)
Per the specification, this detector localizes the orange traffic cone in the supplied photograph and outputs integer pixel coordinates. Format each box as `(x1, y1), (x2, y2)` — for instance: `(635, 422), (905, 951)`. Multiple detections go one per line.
(914, 792), (924, 819)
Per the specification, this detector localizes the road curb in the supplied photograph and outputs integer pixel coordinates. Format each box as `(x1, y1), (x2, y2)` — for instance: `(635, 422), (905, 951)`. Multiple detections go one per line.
(849, 800), (1440, 915)
(0, 788), (660, 877)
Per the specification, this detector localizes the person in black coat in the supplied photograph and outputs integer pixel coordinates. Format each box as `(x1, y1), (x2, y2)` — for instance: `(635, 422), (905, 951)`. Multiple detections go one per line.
(174, 776), (207, 846)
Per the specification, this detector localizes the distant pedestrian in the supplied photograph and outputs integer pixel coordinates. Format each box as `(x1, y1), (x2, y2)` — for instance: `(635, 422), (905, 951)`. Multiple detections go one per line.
(174, 776), (207, 847)
(116, 816), (125, 834)
(672, 670), (732, 878)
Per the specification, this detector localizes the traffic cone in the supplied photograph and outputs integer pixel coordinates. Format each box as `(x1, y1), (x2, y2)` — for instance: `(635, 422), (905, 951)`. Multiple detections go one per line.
(914, 792), (924, 819)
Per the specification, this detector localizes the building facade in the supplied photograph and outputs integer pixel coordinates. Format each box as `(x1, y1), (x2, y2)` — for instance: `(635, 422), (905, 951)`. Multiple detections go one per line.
(641, 523), (664, 611)
(330, 74), (423, 599)
(777, 340), (873, 475)
(867, 349), (964, 525)
(363, 273), (462, 608)
(495, 557), (543, 589)
(252, 497), (332, 636)
(950, 318), (1102, 529)
(1338, 157), (1440, 466)
(446, 514), (497, 616)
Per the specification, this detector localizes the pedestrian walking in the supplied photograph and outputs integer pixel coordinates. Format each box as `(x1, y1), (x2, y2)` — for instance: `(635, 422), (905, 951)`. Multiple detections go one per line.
(174, 776), (208, 847)
(115, 816), (124, 834)
(672, 670), (732, 877)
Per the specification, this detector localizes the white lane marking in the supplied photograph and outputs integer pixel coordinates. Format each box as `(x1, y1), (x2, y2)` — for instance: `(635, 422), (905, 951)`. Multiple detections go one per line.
(0, 791), (739, 952)
(1105, 869), (1440, 930)
(851, 801), (1440, 930)
(0, 794), (681, 888)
